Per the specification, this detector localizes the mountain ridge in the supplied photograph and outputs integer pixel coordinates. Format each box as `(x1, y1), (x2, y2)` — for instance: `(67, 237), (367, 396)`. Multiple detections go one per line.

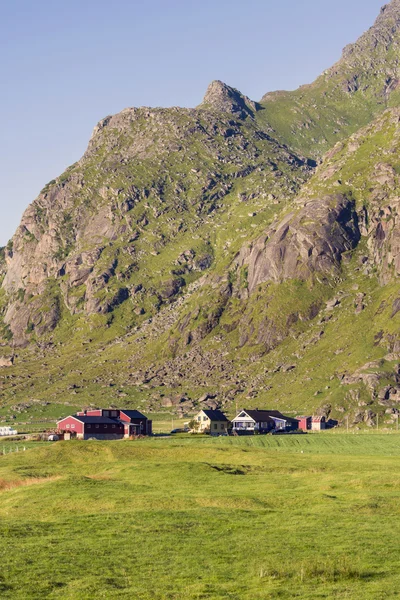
(1, 1), (400, 430)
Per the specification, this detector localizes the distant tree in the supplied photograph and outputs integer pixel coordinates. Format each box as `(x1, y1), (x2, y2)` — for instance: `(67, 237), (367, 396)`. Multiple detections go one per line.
(188, 419), (200, 432)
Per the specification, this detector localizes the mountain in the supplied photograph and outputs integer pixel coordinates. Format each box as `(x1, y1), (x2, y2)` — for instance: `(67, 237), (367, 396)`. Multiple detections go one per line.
(257, 0), (400, 157)
(1, 1), (400, 429)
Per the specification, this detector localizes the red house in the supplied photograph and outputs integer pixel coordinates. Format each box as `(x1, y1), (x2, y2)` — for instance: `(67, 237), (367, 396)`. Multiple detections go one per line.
(57, 408), (152, 440)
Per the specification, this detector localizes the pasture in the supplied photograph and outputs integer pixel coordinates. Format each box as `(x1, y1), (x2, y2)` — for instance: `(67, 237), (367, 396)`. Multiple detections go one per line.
(1, 434), (400, 599)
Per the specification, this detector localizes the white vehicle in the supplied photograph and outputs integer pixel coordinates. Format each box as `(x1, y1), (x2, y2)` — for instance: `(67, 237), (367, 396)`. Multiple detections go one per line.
(0, 426), (18, 436)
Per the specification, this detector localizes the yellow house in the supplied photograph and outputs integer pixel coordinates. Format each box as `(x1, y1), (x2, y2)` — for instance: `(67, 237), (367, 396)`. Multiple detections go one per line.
(194, 409), (229, 434)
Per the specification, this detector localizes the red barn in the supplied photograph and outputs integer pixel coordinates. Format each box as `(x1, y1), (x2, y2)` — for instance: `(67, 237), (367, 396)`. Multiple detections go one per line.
(57, 408), (152, 440)
(297, 416), (312, 431)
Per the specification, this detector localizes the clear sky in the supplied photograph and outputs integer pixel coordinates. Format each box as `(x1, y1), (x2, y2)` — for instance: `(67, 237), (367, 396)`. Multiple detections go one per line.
(0, 0), (384, 245)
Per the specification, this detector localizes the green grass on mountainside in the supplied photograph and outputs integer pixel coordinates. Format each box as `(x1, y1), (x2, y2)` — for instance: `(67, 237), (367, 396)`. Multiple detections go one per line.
(256, 82), (380, 159)
(1, 435), (400, 599)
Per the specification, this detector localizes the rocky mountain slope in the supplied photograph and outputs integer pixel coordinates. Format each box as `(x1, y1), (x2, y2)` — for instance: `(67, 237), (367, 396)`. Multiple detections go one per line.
(2, 1), (400, 429)
(257, 0), (400, 157)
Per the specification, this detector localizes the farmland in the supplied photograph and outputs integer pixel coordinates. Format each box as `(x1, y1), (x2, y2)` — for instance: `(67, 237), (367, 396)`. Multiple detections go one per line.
(1, 434), (400, 599)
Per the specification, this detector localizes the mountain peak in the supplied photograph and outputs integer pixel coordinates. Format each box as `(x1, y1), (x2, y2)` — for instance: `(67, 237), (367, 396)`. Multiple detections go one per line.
(199, 80), (260, 118)
(338, 0), (400, 67)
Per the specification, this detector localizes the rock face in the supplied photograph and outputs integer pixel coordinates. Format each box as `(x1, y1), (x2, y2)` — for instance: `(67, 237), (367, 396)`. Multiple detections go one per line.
(309, 107), (400, 284)
(238, 195), (360, 291)
(200, 80), (260, 118)
(0, 93), (310, 345)
(337, 0), (400, 89)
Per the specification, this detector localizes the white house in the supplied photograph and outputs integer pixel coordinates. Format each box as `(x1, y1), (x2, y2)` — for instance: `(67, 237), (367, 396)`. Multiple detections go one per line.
(231, 410), (299, 434)
(193, 409), (229, 434)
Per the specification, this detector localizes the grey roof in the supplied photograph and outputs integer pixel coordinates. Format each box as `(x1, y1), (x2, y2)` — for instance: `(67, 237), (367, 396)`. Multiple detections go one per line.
(235, 410), (298, 424)
(263, 410), (298, 423)
(237, 410), (274, 423)
(201, 410), (229, 422)
(70, 416), (124, 425)
(119, 410), (147, 420)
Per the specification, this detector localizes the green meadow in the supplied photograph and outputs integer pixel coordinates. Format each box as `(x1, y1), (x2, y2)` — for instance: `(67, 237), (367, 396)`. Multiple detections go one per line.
(1, 434), (400, 599)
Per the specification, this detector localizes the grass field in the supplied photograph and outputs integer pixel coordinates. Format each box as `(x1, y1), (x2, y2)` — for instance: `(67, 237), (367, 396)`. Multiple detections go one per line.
(1, 434), (400, 599)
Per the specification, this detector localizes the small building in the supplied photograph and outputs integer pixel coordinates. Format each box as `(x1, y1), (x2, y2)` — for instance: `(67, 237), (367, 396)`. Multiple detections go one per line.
(193, 409), (229, 434)
(57, 408), (152, 440)
(311, 416), (326, 431)
(231, 409), (299, 435)
(297, 416), (312, 431)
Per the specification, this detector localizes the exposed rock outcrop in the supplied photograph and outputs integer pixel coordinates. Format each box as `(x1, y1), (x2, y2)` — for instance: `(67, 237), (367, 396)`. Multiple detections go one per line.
(200, 80), (260, 118)
(237, 195), (360, 291)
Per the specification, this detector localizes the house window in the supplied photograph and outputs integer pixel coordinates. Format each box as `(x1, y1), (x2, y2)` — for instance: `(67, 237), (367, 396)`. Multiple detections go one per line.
(213, 424), (218, 430)
(104, 425), (108, 429)
(103, 411), (109, 417)
(111, 411), (118, 417)
(197, 417), (201, 421)
(66, 424), (70, 429)
(96, 425), (99, 429)
(87, 424), (91, 429)
(112, 425), (115, 429)
(203, 417), (207, 421)
(71, 424), (75, 429)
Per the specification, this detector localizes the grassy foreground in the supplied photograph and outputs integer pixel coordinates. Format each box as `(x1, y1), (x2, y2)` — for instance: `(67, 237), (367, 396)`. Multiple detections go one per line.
(1, 435), (400, 599)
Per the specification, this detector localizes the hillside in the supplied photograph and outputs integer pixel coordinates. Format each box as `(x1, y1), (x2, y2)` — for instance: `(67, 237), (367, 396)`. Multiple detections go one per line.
(257, 0), (400, 157)
(2, 2), (400, 429)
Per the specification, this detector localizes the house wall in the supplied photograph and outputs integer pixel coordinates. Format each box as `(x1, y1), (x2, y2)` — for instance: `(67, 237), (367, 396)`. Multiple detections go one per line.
(311, 421), (326, 431)
(232, 416), (256, 430)
(119, 412), (132, 422)
(102, 409), (120, 419)
(232, 420), (272, 430)
(209, 421), (228, 433)
(271, 418), (286, 430)
(83, 433), (125, 441)
(198, 417), (211, 432)
(84, 423), (124, 437)
(195, 412), (210, 431)
(57, 417), (84, 436)
(298, 417), (312, 430)
(129, 418), (147, 434)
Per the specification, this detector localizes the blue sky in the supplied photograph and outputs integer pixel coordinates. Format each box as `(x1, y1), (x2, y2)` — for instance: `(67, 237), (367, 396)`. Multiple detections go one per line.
(0, 0), (384, 245)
